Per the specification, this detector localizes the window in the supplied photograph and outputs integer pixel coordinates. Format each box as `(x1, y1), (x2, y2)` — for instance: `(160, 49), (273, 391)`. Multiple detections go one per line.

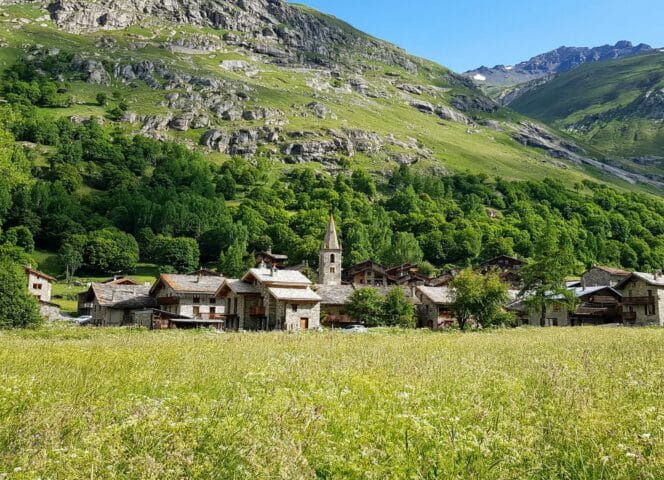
(193, 296), (201, 304)
(210, 307), (216, 315)
(292, 304), (298, 312)
(33, 283), (42, 290)
(210, 297), (216, 304)
(330, 254), (336, 263)
(647, 303), (655, 316)
(193, 306), (200, 316)
(330, 267), (336, 274)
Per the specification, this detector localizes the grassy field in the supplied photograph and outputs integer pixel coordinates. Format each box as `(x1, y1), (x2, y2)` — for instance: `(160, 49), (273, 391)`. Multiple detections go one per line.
(0, 327), (662, 479)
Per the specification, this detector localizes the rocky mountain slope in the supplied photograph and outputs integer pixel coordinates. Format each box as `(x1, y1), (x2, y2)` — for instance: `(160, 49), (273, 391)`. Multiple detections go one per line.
(510, 50), (664, 182)
(466, 41), (652, 104)
(0, 0), (659, 191)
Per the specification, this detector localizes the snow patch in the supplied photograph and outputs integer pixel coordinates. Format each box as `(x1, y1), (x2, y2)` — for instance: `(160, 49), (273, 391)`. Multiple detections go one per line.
(473, 74), (486, 82)
(505, 65), (514, 70)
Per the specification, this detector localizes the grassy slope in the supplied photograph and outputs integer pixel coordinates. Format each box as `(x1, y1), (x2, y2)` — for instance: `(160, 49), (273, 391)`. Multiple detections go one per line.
(0, 4), (649, 193)
(0, 326), (662, 478)
(511, 51), (664, 165)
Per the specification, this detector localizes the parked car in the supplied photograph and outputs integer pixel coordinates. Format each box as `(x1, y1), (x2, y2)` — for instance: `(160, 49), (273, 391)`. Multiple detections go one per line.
(74, 315), (93, 326)
(343, 324), (368, 333)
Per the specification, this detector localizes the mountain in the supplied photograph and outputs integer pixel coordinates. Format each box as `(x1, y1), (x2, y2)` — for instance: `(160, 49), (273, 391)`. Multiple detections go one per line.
(466, 41), (652, 103)
(0, 0), (658, 192)
(509, 50), (664, 182)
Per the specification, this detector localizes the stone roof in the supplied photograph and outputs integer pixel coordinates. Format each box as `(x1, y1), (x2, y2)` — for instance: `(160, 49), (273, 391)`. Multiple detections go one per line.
(268, 287), (322, 302)
(223, 279), (260, 294)
(416, 286), (453, 305)
(154, 274), (225, 295)
(89, 283), (152, 307)
(25, 266), (56, 282)
(243, 267), (311, 286)
(315, 284), (356, 305)
(590, 266), (631, 276)
(617, 272), (664, 288)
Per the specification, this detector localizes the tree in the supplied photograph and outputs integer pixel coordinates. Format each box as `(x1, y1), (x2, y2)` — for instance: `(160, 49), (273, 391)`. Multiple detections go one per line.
(0, 259), (41, 328)
(450, 269), (510, 330)
(218, 239), (252, 278)
(152, 236), (200, 273)
(84, 229), (139, 274)
(59, 238), (84, 281)
(520, 245), (577, 327)
(382, 288), (416, 328)
(96, 92), (107, 106)
(380, 232), (423, 267)
(3, 226), (34, 253)
(346, 288), (384, 327)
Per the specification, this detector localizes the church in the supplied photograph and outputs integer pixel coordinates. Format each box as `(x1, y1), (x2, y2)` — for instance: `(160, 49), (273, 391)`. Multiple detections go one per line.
(215, 214), (342, 331)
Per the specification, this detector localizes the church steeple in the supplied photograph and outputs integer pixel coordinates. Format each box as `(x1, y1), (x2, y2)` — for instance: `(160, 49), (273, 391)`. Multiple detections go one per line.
(319, 214), (342, 285)
(323, 214), (340, 250)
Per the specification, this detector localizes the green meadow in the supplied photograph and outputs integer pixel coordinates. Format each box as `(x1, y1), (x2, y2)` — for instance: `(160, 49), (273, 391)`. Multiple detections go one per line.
(0, 326), (662, 479)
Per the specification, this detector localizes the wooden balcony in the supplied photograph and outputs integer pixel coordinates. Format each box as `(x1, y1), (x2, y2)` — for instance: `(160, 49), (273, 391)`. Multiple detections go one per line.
(249, 306), (266, 317)
(622, 296), (655, 306)
(196, 313), (226, 321)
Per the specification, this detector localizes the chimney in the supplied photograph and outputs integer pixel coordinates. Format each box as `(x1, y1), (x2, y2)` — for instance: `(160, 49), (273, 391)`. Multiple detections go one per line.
(259, 259), (266, 269)
(271, 264), (278, 277)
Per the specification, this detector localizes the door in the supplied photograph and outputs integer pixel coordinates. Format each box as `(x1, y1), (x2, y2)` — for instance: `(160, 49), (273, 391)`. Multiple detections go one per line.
(300, 318), (309, 330)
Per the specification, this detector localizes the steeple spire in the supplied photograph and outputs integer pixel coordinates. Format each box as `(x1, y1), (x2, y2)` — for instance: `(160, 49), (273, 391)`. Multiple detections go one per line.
(323, 214), (340, 250)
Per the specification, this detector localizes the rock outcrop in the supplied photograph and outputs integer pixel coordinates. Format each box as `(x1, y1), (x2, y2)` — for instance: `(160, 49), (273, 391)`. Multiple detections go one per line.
(46, 0), (421, 70)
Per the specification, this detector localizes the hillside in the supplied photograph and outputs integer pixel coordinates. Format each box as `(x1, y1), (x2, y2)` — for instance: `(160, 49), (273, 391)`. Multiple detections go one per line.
(510, 50), (664, 181)
(0, 0), (656, 190)
(466, 41), (652, 103)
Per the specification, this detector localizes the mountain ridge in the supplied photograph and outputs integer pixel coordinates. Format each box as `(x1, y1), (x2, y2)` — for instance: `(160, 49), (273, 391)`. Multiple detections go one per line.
(466, 41), (653, 104)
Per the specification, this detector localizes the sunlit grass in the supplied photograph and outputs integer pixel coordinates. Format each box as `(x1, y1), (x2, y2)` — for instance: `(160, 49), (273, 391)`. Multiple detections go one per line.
(0, 326), (662, 478)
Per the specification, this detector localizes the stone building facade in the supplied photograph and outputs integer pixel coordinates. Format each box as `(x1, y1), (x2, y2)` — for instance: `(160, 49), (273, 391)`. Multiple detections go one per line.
(616, 273), (664, 326)
(580, 266), (630, 287)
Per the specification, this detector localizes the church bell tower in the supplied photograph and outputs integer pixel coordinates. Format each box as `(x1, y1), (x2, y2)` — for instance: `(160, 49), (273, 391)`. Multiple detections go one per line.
(319, 214), (342, 285)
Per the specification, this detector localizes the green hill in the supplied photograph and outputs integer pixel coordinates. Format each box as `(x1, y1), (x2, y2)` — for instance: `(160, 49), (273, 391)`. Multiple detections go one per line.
(511, 51), (664, 180)
(0, 0), (655, 190)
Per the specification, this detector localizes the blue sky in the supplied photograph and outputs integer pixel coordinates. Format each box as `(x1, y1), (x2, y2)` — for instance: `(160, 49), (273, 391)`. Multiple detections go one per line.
(294, 0), (664, 72)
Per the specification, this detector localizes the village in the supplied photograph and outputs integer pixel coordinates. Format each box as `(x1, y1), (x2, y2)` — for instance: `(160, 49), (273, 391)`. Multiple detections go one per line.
(24, 215), (664, 331)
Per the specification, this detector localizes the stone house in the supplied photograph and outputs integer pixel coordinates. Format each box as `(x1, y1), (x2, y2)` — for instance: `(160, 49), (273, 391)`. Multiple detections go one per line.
(218, 267), (321, 331)
(580, 265), (630, 287)
(570, 286), (623, 326)
(79, 283), (156, 326)
(78, 277), (141, 315)
(25, 266), (55, 303)
(616, 272), (664, 326)
(255, 249), (289, 269)
(150, 273), (225, 320)
(516, 286), (623, 327)
(478, 255), (527, 286)
(414, 286), (454, 329)
(342, 260), (390, 286)
(385, 263), (433, 286)
(315, 284), (356, 327)
(25, 266), (60, 321)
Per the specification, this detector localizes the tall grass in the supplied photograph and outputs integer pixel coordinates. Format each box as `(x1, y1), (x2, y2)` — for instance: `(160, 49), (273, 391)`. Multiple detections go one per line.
(0, 326), (662, 479)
